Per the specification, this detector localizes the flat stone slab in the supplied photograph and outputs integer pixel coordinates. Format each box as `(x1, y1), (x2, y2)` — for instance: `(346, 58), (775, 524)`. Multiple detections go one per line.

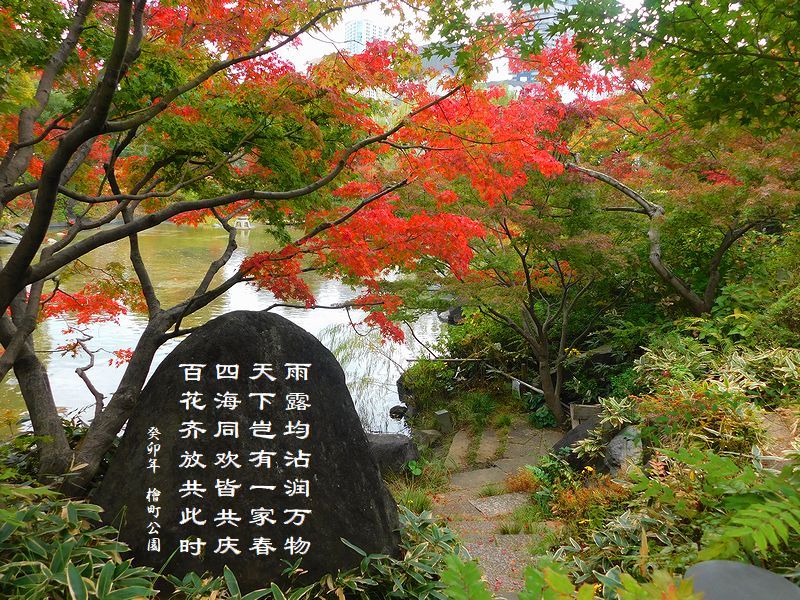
(505, 425), (537, 446)
(462, 533), (535, 593)
(437, 497), (481, 519)
(476, 428), (499, 464)
(469, 492), (529, 517)
(450, 466), (507, 490)
(505, 427), (562, 459)
(495, 456), (543, 475)
(445, 430), (471, 469)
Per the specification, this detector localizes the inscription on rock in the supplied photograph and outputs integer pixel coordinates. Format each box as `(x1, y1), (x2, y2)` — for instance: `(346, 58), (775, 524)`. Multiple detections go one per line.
(95, 311), (400, 591)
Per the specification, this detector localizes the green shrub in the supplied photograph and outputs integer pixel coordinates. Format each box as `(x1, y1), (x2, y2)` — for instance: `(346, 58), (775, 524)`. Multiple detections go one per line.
(0, 483), (463, 600)
(265, 507), (464, 599)
(1, 417), (119, 489)
(712, 347), (800, 407)
(636, 341), (800, 408)
(386, 458), (448, 515)
(440, 555), (493, 600)
(0, 484), (160, 600)
(699, 451), (800, 564)
(401, 360), (455, 413)
(442, 311), (528, 378)
(635, 335), (715, 388)
(521, 391), (558, 428)
(754, 283), (800, 345)
(555, 448), (800, 589)
(440, 555), (702, 599)
(528, 404), (557, 429)
(463, 391), (496, 429)
(608, 368), (641, 398)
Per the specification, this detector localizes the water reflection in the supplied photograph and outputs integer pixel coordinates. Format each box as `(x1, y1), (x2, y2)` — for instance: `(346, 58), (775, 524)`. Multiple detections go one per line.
(0, 224), (439, 433)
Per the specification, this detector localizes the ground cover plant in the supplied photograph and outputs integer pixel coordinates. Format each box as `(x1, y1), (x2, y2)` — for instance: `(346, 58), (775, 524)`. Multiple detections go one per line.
(0, 471), (464, 600)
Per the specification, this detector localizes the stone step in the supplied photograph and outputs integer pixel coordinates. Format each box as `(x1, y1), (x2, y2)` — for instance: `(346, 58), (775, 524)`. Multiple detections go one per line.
(476, 427), (499, 464)
(504, 426), (562, 459)
(469, 492), (529, 517)
(445, 430), (472, 470)
(434, 423), (569, 595)
(450, 466), (507, 490)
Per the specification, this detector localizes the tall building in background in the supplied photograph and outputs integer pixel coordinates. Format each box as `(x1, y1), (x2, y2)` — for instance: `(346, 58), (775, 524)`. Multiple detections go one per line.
(421, 0), (579, 92)
(343, 19), (390, 54)
(490, 0), (579, 91)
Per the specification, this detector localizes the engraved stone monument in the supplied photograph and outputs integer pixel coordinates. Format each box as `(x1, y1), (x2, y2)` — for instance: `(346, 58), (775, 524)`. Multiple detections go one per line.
(94, 311), (400, 591)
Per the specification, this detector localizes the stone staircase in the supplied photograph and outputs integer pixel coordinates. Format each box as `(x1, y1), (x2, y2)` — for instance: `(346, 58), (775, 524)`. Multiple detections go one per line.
(434, 424), (563, 597)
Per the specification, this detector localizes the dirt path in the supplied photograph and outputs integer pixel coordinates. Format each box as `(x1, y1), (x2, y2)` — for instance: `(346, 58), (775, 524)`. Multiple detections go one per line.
(433, 424), (562, 598)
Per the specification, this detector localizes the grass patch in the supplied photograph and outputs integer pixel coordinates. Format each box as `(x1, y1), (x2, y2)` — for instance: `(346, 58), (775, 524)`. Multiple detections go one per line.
(527, 524), (561, 555)
(494, 413), (513, 428)
(499, 521), (523, 534)
(498, 502), (550, 535)
(494, 415), (511, 460)
(478, 483), (505, 497)
(428, 389), (500, 433)
(465, 428), (481, 467)
(393, 486), (434, 513)
(386, 457), (449, 514)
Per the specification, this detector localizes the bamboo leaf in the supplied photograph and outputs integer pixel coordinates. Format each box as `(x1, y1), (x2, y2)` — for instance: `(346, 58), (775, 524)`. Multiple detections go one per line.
(66, 562), (88, 600)
(224, 565), (242, 599)
(97, 561), (115, 597)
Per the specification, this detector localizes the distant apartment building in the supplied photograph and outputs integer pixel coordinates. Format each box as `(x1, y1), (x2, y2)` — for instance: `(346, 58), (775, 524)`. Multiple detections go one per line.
(421, 0), (578, 93)
(343, 19), (390, 55)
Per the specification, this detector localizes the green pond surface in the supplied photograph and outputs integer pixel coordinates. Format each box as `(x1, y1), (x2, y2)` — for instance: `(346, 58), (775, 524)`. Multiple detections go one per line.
(0, 223), (440, 433)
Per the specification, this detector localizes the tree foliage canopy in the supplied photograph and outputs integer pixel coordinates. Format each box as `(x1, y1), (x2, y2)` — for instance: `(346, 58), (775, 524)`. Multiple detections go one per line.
(545, 0), (800, 130)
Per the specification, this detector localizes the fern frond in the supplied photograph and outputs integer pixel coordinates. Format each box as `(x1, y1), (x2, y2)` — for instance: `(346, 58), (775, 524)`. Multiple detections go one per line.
(703, 486), (800, 559)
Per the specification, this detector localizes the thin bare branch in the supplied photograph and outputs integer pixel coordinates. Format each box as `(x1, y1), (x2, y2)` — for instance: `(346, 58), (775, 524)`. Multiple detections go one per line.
(75, 340), (105, 419)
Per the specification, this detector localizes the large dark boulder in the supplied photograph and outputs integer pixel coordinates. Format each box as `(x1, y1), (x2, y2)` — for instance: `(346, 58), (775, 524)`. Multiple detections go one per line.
(396, 371), (413, 406)
(94, 311), (399, 592)
(551, 414), (606, 472)
(367, 433), (419, 477)
(685, 560), (800, 600)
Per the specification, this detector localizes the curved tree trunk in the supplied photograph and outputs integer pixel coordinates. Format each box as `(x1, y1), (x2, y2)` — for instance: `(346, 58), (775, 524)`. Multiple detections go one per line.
(537, 356), (566, 427)
(0, 306), (72, 477)
(60, 318), (167, 497)
(567, 162), (759, 316)
(13, 345), (73, 476)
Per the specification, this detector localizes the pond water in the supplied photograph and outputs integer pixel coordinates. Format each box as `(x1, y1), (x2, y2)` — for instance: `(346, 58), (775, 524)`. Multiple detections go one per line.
(0, 224), (441, 433)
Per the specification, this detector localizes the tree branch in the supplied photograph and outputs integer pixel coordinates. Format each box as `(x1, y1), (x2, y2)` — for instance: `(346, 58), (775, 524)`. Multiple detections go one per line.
(25, 88), (459, 288)
(104, 0), (377, 133)
(75, 340), (105, 420)
(0, 0), (95, 191)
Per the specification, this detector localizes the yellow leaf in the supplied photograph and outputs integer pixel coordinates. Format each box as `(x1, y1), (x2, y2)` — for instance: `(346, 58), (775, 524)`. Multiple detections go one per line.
(639, 527), (649, 578)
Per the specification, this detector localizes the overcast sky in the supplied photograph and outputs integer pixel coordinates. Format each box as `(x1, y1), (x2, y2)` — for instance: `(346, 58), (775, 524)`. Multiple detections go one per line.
(278, 3), (429, 69)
